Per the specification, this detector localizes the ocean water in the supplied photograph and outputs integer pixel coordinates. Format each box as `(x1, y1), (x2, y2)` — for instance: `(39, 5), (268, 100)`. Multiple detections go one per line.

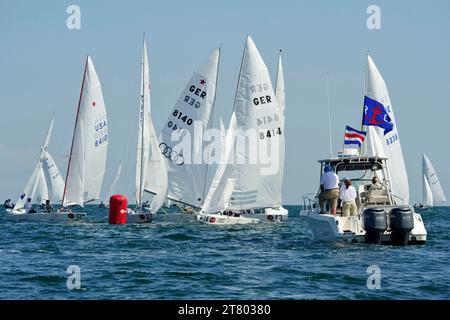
(0, 205), (449, 300)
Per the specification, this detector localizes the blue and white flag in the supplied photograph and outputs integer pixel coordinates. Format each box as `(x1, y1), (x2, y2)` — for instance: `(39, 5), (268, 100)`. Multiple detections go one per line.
(362, 96), (394, 135)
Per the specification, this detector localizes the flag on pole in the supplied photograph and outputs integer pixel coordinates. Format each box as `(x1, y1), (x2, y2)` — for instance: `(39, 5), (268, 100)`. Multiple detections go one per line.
(344, 126), (367, 146)
(362, 96), (394, 135)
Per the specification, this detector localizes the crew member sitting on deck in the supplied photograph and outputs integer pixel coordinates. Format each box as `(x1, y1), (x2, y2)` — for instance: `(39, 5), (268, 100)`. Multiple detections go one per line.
(339, 178), (357, 217)
(319, 164), (339, 216)
(369, 176), (384, 191)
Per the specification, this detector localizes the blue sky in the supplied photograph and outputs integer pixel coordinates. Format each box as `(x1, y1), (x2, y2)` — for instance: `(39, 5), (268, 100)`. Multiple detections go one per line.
(1, 0), (449, 204)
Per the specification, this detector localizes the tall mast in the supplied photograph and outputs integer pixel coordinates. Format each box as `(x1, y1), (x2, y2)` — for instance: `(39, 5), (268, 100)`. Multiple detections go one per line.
(234, 36), (249, 211)
(201, 46), (222, 204)
(326, 72), (333, 157)
(360, 51), (369, 155)
(61, 56), (88, 209)
(138, 33), (146, 209)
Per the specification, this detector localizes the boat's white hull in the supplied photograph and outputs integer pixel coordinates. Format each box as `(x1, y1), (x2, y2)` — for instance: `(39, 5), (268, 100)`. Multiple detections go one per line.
(197, 213), (259, 225)
(197, 207), (288, 225)
(5, 208), (86, 221)
(300, 209), (427, 244)
(123, 210), (155, 223)
(240, 207), (289, 223)
(154, 213), (197, 223)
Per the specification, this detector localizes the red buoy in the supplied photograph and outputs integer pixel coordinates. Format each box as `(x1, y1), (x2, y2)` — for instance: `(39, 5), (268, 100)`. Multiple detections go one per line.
(109, 195), (127, 224)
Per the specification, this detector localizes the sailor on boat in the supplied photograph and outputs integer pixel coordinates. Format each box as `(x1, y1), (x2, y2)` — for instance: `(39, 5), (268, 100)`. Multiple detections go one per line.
(318, 164), (339, 216)
(24, 198), (37, 214)
(339, 178), (357, 217)
(44, 200), (53, 213)
(368, 176), (384, 191)
(4, 199), (14, 209)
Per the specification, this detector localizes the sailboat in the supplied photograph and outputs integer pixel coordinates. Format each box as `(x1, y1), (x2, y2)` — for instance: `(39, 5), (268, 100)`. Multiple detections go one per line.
(126, 37), (168, 223)
(60, 56), (109, 218)
(99, 162), (122, 208)
(144, 47), (221, 222)
(300, 55), (427, 244)
(6, 114), (68, 220)
(414, 154), (446, 208)
(198, 36), (287, 225)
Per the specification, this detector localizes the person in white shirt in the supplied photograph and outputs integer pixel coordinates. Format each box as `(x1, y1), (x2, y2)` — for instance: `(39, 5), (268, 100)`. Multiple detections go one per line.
(339, 178), (358, 217)
(319, 164), (340, 216)
(24, 198), (36, 213)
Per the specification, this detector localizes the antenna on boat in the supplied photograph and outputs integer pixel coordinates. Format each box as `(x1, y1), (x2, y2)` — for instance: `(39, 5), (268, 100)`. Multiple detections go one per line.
(326, 72), (333, 157)
(360, 50), (370, 156)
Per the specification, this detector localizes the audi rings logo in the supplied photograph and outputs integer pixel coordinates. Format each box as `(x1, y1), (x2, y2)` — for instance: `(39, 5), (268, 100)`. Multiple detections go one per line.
(159, 143), (185, 165)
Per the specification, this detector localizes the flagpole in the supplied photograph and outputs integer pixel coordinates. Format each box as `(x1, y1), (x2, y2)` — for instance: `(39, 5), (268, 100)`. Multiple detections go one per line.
(360, 52), (369, 156)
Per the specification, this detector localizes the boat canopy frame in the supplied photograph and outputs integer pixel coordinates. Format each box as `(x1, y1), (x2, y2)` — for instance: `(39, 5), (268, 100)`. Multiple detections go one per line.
(316, 155), (396, 205)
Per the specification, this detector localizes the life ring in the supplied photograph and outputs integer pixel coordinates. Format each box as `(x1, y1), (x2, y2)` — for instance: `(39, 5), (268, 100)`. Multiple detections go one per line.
(209, 217), (216, 223)
(267, 215), (274, 221)
(68, 213), (75, 219)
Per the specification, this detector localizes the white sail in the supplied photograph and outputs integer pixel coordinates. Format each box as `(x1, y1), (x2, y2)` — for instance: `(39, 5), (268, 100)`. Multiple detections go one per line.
(203, 36), (283, 212)
(42, 151), (65, 203)
(13, 114), (56, 209)
(422, 154), (446, 204)
(63, 56), (109, 207)
(364, 55), (409, 205)
(158, 49), (220, 208)
(140, 39), (168, 214)
(33, 167), (48, 204)
(201, 115), (236, 214)
(274, 51), (286, 205)
(135, 40), (152, 207)
(102, 162), (122, 207)
(423, 175), (433, 207)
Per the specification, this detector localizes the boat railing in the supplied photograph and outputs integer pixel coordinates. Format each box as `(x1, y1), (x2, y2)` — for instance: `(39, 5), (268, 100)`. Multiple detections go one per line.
(302, 193), (318, 212)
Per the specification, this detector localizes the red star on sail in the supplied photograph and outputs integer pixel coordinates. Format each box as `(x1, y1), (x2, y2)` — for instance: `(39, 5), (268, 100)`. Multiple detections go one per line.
(92, 101), (96, 107)
(200, 79), (206, 86)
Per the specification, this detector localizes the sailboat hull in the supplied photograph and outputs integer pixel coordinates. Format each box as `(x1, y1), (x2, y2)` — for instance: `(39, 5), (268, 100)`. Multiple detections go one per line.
(240, 206), (289, 223)
(5, 209), (86, 221)
(197, 213), (259, 225)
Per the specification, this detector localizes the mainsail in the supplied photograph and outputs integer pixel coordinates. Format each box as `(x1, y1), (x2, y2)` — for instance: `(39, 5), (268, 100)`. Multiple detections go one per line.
(13, 114), (56, 209)
(156, 48), (220, 208)
(364, 55), (409, 205)
(62, 56), (109, 207)
(202, 36), (283, 212)
(422, 153), (446, 204)
(138, 38), (168, 213)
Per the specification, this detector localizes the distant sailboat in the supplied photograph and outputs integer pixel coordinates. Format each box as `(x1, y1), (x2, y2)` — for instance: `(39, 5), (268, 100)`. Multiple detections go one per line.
(61, 56), (109, 217)
(99, 162), (122, 208)
(150, 48), (220, 212)
(6, 114), (66, 220)
(415, 154), (446, 208)
(199, 36), (288, 225)
(128, 37), (168, 223)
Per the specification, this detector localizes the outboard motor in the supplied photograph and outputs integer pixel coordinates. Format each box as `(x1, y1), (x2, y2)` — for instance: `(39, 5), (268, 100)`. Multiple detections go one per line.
(390, 207), (414, 246)
(363, 208), (388, 244)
